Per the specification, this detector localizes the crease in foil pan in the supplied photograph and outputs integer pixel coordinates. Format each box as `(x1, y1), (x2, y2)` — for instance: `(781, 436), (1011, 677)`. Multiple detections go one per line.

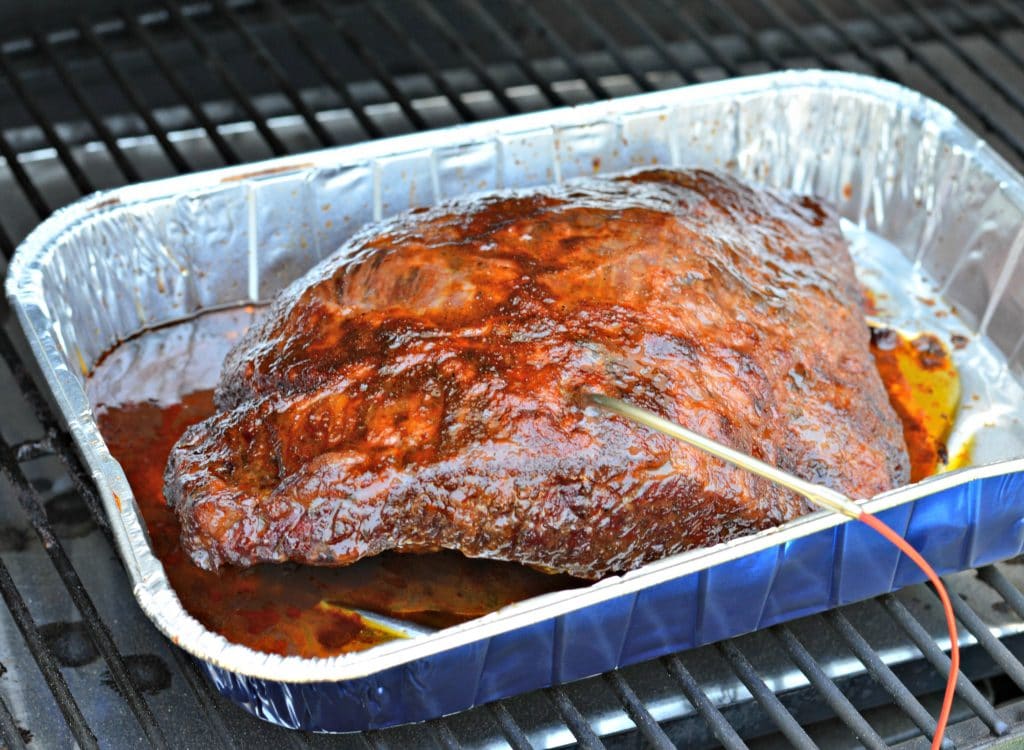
(7, 70), (1024, 732)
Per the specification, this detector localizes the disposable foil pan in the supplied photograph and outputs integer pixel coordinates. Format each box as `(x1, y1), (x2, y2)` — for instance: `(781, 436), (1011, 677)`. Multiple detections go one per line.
(7, 71), (1024, 733)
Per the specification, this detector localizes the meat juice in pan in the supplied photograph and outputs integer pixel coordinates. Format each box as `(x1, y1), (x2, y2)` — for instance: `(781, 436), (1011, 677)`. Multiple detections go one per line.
(87, 307), (584, 658)
(86, 294), (963, 659)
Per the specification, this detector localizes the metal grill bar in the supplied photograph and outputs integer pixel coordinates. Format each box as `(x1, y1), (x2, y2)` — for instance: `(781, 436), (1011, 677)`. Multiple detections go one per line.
(793, 0), (902, 81)
(0, 559), (98, 750)
(370, 2), (478, 122)
(0, 437), (168, 748)
(936, 582), (1024, 693)
(412, 0), (521, 115)
(213, 0), (335, 146)
(0, 222), (14, 258)
(75, 20), (192, 173)
(160, 0), (288, 155)
(881, 593), (1010, 735)
(824, 609), (942, 743)
(545, 687), (607, 750)
(429, 718), (463, 750)
(13, 438), (50, 462)
(168, 651), (237, 750)
(0, 690), (29, 750)
(0, 51), (94, 194)
(0, 331), (110, 537)
(311, 0), (428, 130)
(511, 0), (612, 100)
(488, 702), (533, 750)
(567, 0), (655, 92)
(0, 129), (49, 222)
(705, 2), (785, 69)
(718, 640), (817, 750)
(265, 0), (384, 137)
(32, 31), (141, 182)
(902, 0), (1024, 115)
(979, 565), (1024, 620)
(749, 0), (844, 68)
(604, 0), (698, 84)
(122, 10), (241, 165)
(460, 0), (565, 107)
(852, 0), (1024, 160)
(662, 655), (749, 750)
(773, 625), (889, 750)
(994, 0), (1024, 26)
(649, 0), (743, 77)
(952, 0), (1024, 71)
(605, 670), (676, 750)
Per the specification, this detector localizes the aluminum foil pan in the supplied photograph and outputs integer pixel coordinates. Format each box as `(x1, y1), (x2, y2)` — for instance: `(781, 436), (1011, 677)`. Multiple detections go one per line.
(7, 70), (1024, 732)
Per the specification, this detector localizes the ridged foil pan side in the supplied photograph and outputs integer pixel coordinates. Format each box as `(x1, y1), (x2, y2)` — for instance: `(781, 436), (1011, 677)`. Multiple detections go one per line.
(6, 70), (1024, 706)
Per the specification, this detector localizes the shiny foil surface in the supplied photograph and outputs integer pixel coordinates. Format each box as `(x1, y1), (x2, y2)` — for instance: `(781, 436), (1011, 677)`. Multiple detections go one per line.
(7, 71), (1024, 731)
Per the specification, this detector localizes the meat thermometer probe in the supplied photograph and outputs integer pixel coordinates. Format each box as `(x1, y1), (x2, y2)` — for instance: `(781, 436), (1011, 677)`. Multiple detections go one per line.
(586, 393), (959, 750)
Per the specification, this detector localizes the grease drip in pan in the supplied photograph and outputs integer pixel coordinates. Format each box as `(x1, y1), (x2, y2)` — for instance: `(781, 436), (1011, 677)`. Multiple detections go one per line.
(845, 218), (1024, 469)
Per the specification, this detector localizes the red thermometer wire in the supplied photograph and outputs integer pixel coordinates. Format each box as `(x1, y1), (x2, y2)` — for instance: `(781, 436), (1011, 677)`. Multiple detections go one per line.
(586, 393), (958, 750)
(857, 511), (957, 749)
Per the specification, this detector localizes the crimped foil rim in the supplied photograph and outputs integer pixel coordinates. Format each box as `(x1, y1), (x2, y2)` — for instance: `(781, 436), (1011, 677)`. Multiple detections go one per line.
(6, 69), (1024, 683)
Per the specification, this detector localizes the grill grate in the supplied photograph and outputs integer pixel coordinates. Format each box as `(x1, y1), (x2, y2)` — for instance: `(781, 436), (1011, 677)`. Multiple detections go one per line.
(2, 2), (1024, 748)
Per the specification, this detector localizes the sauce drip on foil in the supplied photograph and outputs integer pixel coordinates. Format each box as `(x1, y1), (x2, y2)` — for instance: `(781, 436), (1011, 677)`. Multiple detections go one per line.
(869, 326), (962, 481)
(88, 307), (962, 657)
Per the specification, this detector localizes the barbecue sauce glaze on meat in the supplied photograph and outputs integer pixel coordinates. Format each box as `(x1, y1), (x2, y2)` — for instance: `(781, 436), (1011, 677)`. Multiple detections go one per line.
(89, 310), (951, 656)
(164, 168), (910, 579)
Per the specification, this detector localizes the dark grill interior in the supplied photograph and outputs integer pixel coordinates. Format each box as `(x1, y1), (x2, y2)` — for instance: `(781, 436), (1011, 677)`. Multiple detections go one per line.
(3, 1), (1024, 748)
